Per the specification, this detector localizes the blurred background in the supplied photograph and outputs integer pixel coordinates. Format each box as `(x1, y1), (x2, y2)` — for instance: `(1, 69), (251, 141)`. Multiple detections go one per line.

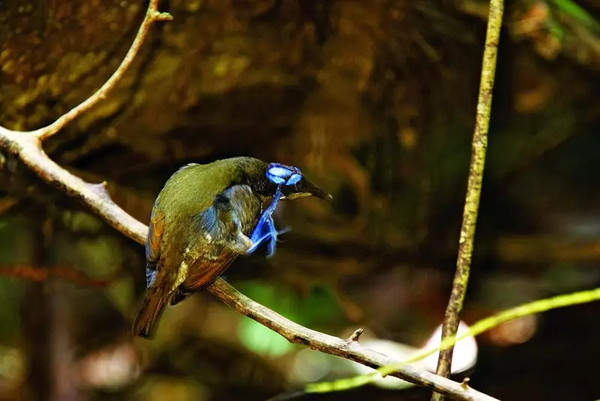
(1, 0), (600, 400)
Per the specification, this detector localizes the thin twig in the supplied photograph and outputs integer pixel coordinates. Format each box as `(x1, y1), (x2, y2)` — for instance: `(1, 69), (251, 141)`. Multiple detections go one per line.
(347, 328), (364, 342)
(10, 0), (172, 140)
(432, 0), (504, 399)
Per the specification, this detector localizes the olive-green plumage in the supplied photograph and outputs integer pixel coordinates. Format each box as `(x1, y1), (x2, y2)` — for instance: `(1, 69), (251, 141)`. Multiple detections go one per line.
(133, 157), (330, 338)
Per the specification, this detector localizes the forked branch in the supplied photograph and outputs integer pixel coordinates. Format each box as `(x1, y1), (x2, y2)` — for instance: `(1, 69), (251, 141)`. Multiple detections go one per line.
(5, 0), (172, 140)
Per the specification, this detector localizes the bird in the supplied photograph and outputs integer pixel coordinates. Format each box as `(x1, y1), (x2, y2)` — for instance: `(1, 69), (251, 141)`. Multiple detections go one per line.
(133, 156), (331, 337)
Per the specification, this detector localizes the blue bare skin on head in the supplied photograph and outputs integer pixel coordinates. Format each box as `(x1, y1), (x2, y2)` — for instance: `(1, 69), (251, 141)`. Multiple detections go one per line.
(265, 163), (303, 186)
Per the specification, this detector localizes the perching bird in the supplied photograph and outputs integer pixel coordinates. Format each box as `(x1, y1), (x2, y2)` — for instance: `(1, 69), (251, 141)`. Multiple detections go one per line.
(133, 157), (331, 337)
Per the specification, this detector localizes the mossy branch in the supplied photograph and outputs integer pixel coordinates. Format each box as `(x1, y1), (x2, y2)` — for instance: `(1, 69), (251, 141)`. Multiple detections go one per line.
(433, 1), (504, 399)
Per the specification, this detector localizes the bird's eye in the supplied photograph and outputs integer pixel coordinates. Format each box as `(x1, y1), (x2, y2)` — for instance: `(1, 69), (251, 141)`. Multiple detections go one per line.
(267, 164), (303, 186)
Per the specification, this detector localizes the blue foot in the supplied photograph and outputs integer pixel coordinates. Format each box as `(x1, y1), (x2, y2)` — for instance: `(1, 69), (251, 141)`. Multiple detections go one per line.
(247, 186), (286, 257)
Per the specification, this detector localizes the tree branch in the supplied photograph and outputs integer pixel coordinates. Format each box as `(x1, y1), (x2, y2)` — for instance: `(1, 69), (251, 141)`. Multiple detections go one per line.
(209, 280), (497, 401)
(9, 0), (172, 140)
(0, 1), (497, 400)
(433, 0), (504, 399)
(0, 132), (148, 243)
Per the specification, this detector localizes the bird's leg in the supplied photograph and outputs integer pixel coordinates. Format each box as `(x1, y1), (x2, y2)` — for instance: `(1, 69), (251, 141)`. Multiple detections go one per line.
(247, 186), (287, 257)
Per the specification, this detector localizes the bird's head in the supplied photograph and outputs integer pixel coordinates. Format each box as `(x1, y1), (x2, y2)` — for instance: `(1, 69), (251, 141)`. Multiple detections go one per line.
(265, 163), (332, 201)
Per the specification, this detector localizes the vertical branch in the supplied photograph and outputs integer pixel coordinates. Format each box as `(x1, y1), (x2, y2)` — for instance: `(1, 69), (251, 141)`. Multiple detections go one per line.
(21, 217), (52, 401)
(432, 0), (504, 397)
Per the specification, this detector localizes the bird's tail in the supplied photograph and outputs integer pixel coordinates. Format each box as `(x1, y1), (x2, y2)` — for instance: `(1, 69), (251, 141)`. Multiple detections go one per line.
(133, 288), (167, 338)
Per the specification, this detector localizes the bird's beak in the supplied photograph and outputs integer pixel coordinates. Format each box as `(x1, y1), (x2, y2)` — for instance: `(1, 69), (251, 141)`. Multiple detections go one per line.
(283, 177), (333, 201)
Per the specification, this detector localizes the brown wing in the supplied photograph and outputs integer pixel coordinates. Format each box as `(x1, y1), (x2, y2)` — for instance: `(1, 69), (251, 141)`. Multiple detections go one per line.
(181, 249), (237, 292)
(146, 207), (165, 269)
